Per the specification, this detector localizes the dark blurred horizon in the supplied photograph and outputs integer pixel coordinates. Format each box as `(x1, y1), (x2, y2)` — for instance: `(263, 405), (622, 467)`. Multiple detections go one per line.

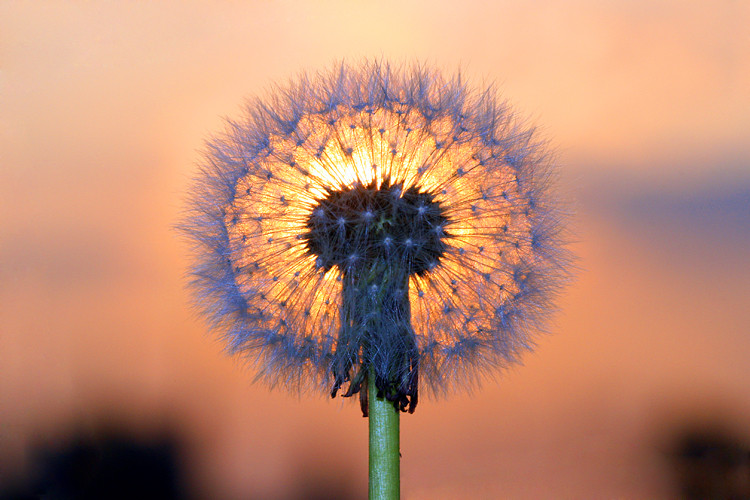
(2, 2), (749, 498)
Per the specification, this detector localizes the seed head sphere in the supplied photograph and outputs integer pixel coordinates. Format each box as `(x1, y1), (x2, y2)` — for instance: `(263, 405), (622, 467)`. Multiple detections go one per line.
(182, 61), (572, 414)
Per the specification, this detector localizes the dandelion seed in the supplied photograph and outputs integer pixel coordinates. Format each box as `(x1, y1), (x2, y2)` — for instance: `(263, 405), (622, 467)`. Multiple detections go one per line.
(180, 60), (572, 417)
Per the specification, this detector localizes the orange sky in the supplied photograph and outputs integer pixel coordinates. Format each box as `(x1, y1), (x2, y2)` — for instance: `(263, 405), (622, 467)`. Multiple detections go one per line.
(2, 2), (749, 498)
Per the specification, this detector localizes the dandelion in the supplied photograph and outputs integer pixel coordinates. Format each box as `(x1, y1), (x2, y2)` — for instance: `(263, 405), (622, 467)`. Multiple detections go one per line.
(181, 60), (571, 499)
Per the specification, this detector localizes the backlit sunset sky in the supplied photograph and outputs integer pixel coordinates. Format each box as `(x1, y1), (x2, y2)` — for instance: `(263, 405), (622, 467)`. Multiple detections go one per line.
(2, 2), (749, 498)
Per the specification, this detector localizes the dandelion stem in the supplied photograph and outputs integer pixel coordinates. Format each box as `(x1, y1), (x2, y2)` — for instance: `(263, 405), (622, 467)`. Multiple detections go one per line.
(369, 371), (400, 500)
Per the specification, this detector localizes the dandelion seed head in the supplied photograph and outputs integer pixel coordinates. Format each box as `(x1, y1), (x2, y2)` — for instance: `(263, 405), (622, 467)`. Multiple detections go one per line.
(181, 60), (572, 413)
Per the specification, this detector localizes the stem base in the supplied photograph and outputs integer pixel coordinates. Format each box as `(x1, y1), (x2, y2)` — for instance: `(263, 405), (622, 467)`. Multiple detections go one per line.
(368, 374), (400, 500)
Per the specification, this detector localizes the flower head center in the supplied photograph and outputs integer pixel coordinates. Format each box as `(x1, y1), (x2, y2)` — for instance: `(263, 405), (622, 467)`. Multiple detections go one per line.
(304, 178), (449, 275)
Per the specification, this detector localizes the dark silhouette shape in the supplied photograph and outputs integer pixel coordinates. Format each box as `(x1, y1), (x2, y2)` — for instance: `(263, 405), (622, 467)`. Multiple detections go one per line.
(666, 424), (750, 500)
(1, 430), (187, 500)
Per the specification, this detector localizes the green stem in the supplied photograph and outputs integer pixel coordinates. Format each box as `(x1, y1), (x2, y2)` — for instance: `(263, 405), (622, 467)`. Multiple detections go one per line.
(368, 374), (400, 500)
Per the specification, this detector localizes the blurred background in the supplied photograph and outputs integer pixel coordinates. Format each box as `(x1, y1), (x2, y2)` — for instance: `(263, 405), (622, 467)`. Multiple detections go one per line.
(2, 1), (749, 498)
